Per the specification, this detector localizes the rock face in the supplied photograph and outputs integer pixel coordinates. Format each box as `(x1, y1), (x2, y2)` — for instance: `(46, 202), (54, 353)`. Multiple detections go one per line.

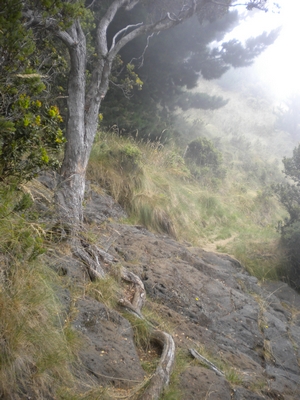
(96, 223), (300, 399)
(73, 297), (145, 387)
(47, 189), (300, 399)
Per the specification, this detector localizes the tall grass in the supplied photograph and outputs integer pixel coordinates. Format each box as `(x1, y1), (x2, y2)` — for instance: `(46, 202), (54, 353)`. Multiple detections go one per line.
(0, 184), (79, 399)
(88, 131), (288, 280)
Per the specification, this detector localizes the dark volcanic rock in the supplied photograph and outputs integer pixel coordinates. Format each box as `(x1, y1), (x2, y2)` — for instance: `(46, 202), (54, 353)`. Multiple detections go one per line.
(180, 366), (232, 400)
(232, 387), (266, 400)
(73, 297), (145, 388)
(83, 190), (127, 224)
(93, 222), (300, 399)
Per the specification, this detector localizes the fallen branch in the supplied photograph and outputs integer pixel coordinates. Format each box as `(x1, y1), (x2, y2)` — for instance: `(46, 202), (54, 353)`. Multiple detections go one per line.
(189, 348), (225, 377)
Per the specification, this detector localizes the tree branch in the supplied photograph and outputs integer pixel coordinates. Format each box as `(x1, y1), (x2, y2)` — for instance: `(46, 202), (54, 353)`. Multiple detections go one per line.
(110, 22), (143, 51)
(109, 2), (197, 60)
(125, 0), (140, 11)
(56, 29), (76, 48)
(96, 0), (130, 56)
(129, 32), (156, 69)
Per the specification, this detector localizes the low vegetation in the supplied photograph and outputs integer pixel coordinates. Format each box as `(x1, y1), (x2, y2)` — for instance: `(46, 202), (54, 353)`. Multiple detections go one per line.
(0, 184), (79, 398)
(88, 130), (288, 282)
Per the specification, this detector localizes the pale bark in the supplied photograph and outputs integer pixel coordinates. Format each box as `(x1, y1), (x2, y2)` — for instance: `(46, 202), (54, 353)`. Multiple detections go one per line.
(21, 1), (239, 224)
(53, 0), (207, 226)
(142, 331), (176, 400)
(55, 21), (87, 224)
(118, 267), (175, 400)
(189, 348), (225, 376)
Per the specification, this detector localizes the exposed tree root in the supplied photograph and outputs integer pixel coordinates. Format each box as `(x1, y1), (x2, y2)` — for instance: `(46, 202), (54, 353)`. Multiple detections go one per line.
(189, 348), (224, 377)
(142, 330), (175, 400)
(118, 268), (175, 399)
(71, 233), (175, 399)
(72, 238), (106, 279)
(119, 269), (146, 319)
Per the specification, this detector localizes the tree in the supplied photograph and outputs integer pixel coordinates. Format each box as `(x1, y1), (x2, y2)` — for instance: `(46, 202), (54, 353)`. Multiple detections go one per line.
(19, 0), (272, 226)
(274, 144), (300, 288)
(101, 9), (279, 140)
(275, 145), (300, 225)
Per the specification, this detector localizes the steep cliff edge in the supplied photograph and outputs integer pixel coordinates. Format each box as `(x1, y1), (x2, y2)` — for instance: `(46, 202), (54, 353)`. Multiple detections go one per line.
(32, 179), (300, 399)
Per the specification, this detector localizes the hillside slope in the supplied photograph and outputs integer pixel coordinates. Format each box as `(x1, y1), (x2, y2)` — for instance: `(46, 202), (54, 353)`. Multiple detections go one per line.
(24, 179), (300, 399)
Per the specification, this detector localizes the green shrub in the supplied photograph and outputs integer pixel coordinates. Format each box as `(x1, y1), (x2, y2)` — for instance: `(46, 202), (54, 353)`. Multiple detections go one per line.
(91, 137), (142, 174)
(274, 144), (300, 287)
(184, 137), (225, 180)
(185, 137), (221, 167)
(280, 221), (300, 288)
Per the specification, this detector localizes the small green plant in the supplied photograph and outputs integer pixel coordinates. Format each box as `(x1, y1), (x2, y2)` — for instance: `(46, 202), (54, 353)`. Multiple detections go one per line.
(85, 275), (119, 309)
(122, 312), (152, 350)
(225, 368), (243, 385)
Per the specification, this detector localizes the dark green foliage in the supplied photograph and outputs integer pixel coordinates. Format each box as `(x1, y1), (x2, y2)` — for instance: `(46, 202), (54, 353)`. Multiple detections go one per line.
(275, 184), (300, 225)
(0, 183), (45, 261)
(275, 144), (300, 287)
(185, 137), (221, 167)
(100, 8), (278, 141)
(280, 221), (300, 261)
(282, 143), (300, 185)
(184, 137), (225, 180)
(0, 0), (67, 182)
(275, 145), (300, 224)
(215, 29), (281, 69)
(279, 221), (300, 288)
(173, 92), (228, 111)
(101, 13), (238, 139)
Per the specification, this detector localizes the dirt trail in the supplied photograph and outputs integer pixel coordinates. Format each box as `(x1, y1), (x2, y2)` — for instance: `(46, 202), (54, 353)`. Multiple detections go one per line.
(202, 234), (237, 252)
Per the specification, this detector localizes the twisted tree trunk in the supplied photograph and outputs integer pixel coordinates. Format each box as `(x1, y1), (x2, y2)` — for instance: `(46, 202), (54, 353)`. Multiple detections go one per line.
(53, 0), (202, 227)
(55, 20), (111, 226)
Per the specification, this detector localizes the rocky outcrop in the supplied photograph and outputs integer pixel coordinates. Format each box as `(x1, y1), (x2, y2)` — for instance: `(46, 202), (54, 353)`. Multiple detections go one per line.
(97, 223), (300, 399)
(40, 184), (300, 399)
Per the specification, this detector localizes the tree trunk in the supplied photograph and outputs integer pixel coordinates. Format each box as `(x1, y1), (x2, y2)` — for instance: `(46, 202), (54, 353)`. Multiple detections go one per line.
(55, 21), (87, 225)
(55, 21), (110, 227)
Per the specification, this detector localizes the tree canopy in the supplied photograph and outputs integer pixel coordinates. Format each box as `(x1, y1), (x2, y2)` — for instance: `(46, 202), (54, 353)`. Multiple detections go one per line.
(100, 5), (279, 139)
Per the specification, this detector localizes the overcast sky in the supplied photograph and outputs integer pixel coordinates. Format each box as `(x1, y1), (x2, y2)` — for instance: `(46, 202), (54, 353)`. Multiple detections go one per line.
(227, 0), (300, 100)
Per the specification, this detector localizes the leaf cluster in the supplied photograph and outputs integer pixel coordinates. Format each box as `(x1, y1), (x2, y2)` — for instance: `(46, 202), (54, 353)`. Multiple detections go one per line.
(0, 0), (67, 182)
